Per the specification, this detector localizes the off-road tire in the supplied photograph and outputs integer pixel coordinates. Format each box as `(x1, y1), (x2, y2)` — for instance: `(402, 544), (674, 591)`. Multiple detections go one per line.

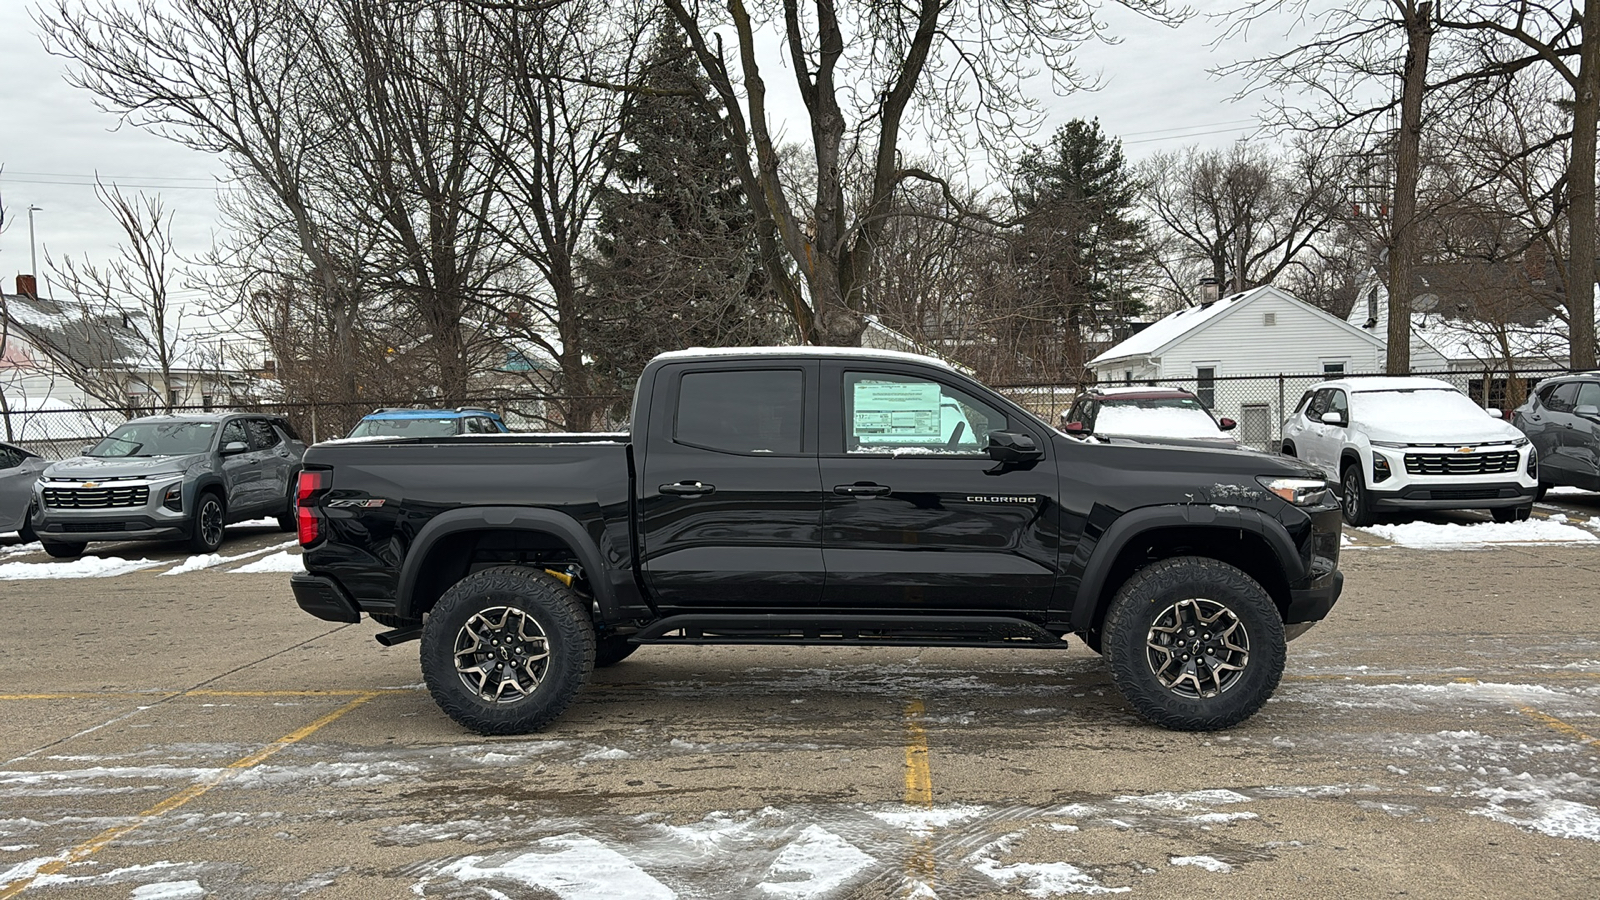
(1340, 464), (1375, 527)
(277, 479), (297, 532)
(1491, 504), (1532, 523)
(421, 566), (595, 735)
(188, 491), (226, 553)
(41, 541), (85, 559)
(1534, 482), (1550, 503)
(1103, 556), (1286, 732)
(594, 635), (639, 668)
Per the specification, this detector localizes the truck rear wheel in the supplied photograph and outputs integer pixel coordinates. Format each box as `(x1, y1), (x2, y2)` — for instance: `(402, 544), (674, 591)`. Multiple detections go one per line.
(1102, 556), (1285, 731)
(421, 566), (595, 735)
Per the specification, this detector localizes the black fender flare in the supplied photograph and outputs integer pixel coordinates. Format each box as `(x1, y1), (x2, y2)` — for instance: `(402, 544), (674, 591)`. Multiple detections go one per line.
(396, 506), (618, 621)
(1069, 503), (1304, 632)
(190, 474), (228, 514)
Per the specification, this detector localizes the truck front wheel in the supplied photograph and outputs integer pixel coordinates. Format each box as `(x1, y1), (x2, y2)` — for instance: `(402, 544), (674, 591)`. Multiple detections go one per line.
(1102, 556), (1285, 731)
(421, 567), (596, 735)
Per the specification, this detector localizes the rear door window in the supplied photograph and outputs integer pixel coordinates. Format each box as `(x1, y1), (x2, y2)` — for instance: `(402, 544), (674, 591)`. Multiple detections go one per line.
(675, 369), (805, 454)
(247, 419), (281, 450)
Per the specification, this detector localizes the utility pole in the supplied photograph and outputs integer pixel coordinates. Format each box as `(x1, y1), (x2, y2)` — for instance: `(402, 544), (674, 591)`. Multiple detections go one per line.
(26, 205), (42, 278)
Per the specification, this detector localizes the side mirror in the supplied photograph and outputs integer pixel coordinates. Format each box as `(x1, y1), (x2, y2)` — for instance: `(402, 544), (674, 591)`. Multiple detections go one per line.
(82, 444), (97, 456)
(1218, 417), (1237, 431)
(1576, 405), (1600, 419)
(1320, 411), (1346, 426)
(986, 431), (1044, 464)
(221, 441), (249, 455)
(1064, 421), (1086, 434)
(1485, 406), (1504, 418)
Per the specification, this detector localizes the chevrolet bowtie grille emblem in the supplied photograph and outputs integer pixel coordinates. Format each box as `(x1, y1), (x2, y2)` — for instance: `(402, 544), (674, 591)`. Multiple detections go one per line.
(82, 481), (98, 488)
(1456, 447), (1475, 453)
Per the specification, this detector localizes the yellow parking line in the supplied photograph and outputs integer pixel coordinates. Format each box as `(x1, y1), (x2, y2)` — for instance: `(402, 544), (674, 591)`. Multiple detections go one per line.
(0, 688), (409, 702)
(0, 692), (380, 899)
(904, 699), (932, 806)
(1518, 706), (1600, 752)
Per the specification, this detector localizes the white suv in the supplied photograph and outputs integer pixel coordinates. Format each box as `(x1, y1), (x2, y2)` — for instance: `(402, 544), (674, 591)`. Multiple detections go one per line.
(1281, 377), (1538, 526)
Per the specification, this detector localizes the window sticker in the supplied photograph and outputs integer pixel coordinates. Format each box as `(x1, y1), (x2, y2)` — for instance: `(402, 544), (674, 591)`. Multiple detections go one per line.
(853, 380), (942, 443)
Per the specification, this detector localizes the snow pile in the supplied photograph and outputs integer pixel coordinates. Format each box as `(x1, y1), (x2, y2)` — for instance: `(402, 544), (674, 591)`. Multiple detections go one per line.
(973, 857), (1130, 896)
(1359, 519), (1598, 548)
(0, 555), (160, 580)
(163, 541), (296, 576)
(1473, 776), (1600, 842)
(869, 805), (986, 836)
(425, 835), (675, 899)
(757, 825), (875, 898)
(131, 882), (205, 900)
(229, 551), (305, 574)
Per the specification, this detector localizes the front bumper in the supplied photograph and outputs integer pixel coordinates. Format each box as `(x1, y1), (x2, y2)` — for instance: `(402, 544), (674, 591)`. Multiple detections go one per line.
(33, 515), (189, 543)
(1368, 482), (1535, 510)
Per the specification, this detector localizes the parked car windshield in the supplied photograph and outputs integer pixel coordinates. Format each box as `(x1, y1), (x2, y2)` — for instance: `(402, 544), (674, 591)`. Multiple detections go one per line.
(1352, 389), (1488, 428)
(88, 422), (219, 458)
(1096, 398), (1228, 439)
(347, 417), (459, 439)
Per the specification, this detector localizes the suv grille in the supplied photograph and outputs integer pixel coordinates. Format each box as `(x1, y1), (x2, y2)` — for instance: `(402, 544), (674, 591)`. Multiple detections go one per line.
(42, 486), (150, 509)
(1403, 451), (1519, 476)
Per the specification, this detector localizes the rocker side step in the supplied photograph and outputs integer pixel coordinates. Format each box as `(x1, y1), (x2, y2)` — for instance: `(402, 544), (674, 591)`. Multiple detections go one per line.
(632, 614), (1071, 649)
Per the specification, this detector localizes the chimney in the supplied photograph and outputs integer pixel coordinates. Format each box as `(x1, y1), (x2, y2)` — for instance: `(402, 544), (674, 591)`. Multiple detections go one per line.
(1198, 277), (1221, 305)
(1524, 242), (1547, 285)
(15, 274), (38, 298)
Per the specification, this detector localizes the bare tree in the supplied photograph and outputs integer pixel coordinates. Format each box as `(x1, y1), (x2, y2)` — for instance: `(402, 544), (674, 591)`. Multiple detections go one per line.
(662, 0), (1180, 346)
(1141, 141), (1347, 306)
(1436, 1), (1599, 369)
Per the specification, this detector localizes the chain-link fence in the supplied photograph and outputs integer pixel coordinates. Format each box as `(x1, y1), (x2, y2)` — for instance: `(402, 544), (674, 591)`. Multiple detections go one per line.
(993, 368), (1573, 452)
(0, 394), (630, 460)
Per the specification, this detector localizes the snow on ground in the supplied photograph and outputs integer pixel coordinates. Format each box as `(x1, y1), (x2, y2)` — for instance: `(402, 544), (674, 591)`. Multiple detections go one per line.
(162, 542), (296, 576)
(1170, 855), (1234, 873)
(424, 836), (676, 900)
(1546, 486), (1595, 496)
(1473, 774), (1600, 842)
(757, 825), (875, 898)
(230, 518), (280, 528)
(0, 542), (40, 559)
(228, 551), (304, 574)
(0, 555), (160, 580)
(1358, 519), (1598, 548)
(131, 882), (206, 900)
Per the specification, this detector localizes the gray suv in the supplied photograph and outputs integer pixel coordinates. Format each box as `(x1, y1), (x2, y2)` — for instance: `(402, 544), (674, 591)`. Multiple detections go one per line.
(30, 413), (307, 558)
(1513, 372), (1600, 498)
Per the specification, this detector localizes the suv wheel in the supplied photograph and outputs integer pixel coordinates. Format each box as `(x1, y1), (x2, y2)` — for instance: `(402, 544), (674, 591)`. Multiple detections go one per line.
(421, 566), (595, 734)
(1340, 464), (1375, 527)
(188, 492), (226, 553)
(1280, 442), (1296, 457)
(1102, 556), (1285, 731)
(18, 505), (37, 544)
(1491, 504), (1532, 524)
(1534, 482), (1549, 503)
(42, 541), (86, 559)
(276, 483), (297, 533)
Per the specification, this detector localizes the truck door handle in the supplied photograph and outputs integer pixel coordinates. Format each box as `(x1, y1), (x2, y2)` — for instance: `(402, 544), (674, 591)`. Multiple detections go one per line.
(834, 482), (891, 496)
(660, 481), (715, 496)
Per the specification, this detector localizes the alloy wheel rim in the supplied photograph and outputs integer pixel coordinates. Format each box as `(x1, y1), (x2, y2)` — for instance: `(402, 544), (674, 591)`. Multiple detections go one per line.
(454, 606), (551, 703)
(1145, 598), (1249, 699)
(201, 500), (224, 546)
(1343, 472), (1359, 518)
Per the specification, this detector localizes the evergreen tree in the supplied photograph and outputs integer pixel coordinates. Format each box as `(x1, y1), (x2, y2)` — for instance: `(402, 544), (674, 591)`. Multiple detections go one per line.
(584, 23), (787, 392)
(1012, 119), (1150, 379)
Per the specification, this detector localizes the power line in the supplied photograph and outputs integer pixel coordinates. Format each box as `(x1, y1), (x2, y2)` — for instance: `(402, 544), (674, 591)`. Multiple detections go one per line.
(3, 170), (222, 183)
(1123, 124), (1260, 146)
(0, 177), (238, 191)
(1118, 118), (1258, 138)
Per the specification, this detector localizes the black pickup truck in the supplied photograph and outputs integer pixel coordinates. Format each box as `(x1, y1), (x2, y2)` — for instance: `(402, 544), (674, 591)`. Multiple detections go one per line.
(291, 348), (1343, 733)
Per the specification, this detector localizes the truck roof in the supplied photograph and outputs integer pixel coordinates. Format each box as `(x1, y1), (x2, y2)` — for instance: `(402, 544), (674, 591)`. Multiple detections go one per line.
(650, 346), (957, 371)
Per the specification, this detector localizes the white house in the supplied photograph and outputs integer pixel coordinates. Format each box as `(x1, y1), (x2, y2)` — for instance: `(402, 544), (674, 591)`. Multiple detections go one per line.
(1087, 285), (1448, 448)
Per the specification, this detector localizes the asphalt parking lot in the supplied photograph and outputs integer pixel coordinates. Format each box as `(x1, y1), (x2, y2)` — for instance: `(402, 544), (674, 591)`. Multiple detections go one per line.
(1, 501), (1598, 899)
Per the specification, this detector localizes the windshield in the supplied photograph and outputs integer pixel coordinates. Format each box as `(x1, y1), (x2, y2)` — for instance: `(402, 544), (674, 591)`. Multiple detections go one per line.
(1096, 398), (1227, 439)
(1352, 389), (1490, 428)
(88, 422), (218, 458)
(347, 417), (459, 439)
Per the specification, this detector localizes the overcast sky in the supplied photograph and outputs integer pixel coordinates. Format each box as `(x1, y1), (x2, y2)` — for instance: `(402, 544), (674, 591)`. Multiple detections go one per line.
(0, 1), (1292, 304)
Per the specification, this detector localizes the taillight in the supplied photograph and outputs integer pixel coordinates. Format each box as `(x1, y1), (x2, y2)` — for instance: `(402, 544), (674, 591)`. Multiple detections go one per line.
(297, 470), (328, 545)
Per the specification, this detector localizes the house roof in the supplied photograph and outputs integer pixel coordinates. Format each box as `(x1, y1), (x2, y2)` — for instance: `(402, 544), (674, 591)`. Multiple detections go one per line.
(1089, 285), (1387, 368)
(1, 291), (215, 375)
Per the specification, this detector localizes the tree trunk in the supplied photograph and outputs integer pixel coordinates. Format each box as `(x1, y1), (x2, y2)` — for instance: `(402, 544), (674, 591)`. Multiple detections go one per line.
(1387, 2), (1433, 375)
(1570, 0), (1599, 370)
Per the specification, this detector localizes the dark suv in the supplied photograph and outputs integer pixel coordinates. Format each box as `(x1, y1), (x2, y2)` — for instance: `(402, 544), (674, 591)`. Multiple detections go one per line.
(31, 412), (306, 558)
(1514, 372), (1600, 497)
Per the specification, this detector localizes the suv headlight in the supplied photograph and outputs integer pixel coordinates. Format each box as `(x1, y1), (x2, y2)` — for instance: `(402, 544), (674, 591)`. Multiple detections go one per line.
(1257, 476), (1331, 507)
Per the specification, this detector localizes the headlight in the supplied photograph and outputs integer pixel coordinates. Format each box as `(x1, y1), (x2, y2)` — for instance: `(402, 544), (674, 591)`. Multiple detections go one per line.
(1370, 440), (1408, 449)
(1257, 476), (1331, 507)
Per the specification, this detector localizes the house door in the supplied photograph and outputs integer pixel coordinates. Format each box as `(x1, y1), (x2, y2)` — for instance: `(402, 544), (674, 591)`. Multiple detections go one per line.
(1239, 404), (1272, 451)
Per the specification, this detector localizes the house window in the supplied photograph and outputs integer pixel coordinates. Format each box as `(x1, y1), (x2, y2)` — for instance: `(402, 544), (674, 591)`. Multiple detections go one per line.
(1323, 361), (1346, 375)
(1123, 370), (1133, 385)
(202, 394), (214, 412)
(1195, 366), (1216, 409)
(1263, 312), (1277, 326)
